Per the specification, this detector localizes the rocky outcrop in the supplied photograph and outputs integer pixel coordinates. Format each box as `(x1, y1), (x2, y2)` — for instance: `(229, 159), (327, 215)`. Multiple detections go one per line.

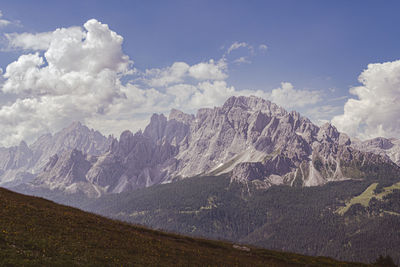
(35, 149), (92, 188)
(29, 121), (113, 172)
(352, 137), (400, 166)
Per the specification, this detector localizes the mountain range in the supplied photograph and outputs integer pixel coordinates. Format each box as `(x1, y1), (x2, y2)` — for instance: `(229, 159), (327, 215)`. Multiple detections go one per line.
(0, 122), (112, 189)
(3, 95), (399, 197)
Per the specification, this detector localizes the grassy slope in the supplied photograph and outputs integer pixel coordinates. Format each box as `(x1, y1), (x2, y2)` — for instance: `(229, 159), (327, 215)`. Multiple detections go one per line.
(336, 183), (379, 215)
(336, 182), (400, 215)
(0, 188), (366, 267)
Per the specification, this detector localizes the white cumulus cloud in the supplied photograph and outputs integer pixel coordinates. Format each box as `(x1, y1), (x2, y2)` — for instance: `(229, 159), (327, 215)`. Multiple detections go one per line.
(188, 59), (227, 81)
(5, 31), (55, 50)
(332, 60), (400, 139)
(144, 62), (189, 87)
(305, 105), (342, 126)
(0, 19), (131, 146)
(269, 82), (322, 109)
(143, 59), (227, 87)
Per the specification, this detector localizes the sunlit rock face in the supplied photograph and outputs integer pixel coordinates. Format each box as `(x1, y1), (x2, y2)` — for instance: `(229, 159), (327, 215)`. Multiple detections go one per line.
(352, 137), (400, 166)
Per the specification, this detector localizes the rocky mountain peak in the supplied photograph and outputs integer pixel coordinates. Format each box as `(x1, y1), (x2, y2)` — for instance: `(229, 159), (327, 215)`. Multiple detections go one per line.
(364, 137), (394, 150)
(43, 154), (59, 172)
(14, 140), (33, 169)
(119, 130), (134, 142)
(317, 123), (340, 143)
(169, 109), (194, 124)
(144, 114), (168, 142)
(114, 130), (135, 156)
(0, 120), (112, 187)
(222, 95), (286, 117)
(34, 148), (93, 193)
(18, 140), (29, 150)
(352, 137), (400, 166)
(66, 121), (83, 131)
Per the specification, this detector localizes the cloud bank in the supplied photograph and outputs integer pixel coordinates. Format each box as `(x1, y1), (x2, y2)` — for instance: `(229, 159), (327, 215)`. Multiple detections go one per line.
(269, 82), (321, 109)
(332, 60), (400, 140)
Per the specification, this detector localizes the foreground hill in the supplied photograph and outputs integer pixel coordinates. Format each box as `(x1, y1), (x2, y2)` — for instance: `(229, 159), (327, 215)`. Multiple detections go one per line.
(0, 187), (366, 266)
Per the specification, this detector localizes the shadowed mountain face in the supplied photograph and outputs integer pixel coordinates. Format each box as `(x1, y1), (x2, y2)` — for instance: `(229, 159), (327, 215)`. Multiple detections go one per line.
(9, 95), (400, 197)
(0, 122), (113, 188)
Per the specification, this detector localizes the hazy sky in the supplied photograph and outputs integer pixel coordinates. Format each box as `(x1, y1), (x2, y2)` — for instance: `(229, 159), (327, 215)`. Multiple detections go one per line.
(0, 0), (399, 146)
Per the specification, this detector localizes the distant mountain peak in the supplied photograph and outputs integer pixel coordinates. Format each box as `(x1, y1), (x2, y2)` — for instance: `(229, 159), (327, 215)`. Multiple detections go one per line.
(0, 120), (112, 187)
(18, 140), (29, 149)
(169, 108), (194, 124)
(66, 121), (84, 130)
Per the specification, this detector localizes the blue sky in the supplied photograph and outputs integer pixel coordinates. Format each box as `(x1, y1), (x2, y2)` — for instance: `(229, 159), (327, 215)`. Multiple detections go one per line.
(0, 0), (399, 145)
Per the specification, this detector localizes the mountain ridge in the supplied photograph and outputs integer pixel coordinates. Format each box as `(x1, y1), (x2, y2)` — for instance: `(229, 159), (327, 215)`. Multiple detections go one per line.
(0, 121), (113, 188)
(7, 95), (400, 197)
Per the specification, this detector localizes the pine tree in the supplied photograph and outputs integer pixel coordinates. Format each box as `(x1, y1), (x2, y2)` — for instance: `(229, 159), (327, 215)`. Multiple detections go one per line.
(373, 255), (397, 267)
